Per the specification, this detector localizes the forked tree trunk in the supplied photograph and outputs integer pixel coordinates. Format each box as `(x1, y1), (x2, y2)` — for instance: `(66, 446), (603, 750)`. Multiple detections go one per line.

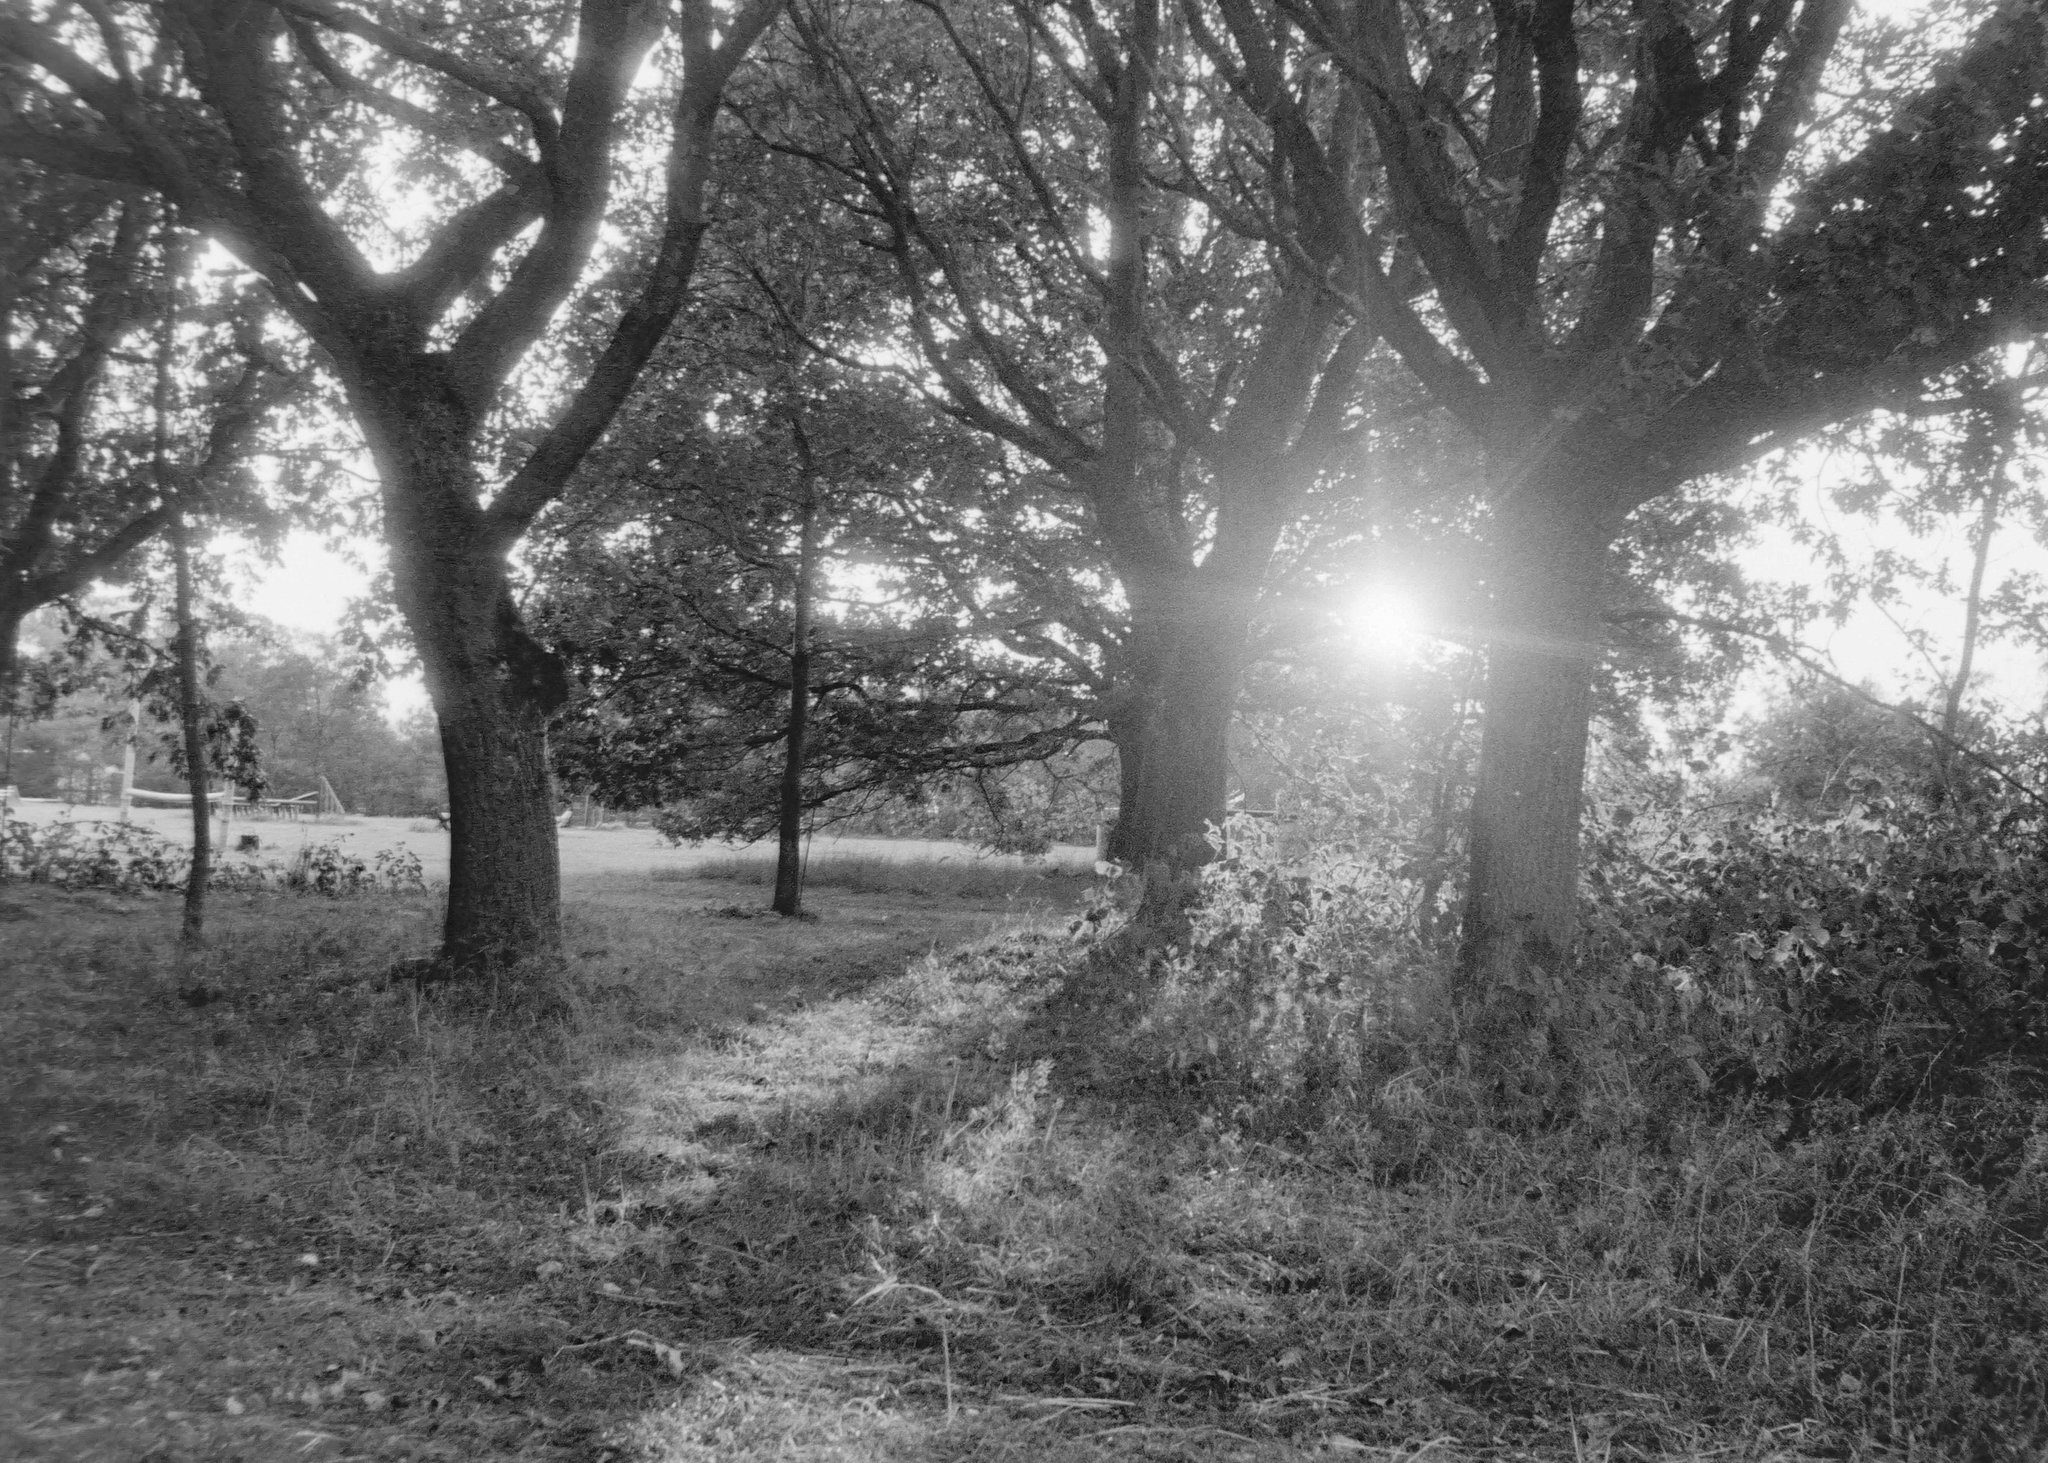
(369, 393), (566, 974)
(1457, 493), (1609, 1078)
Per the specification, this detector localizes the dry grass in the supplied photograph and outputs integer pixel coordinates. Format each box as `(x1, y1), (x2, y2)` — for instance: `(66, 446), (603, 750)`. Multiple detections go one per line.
(3, 876), (2043, 1462)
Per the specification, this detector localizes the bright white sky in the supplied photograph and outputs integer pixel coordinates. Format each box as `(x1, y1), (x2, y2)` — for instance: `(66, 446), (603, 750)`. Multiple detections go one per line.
(240, 531), (432, 721)
(1739, 489), (2048, 719)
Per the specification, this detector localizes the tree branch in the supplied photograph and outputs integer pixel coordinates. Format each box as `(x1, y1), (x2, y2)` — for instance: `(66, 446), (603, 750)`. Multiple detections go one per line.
(482, 0), (788, 551)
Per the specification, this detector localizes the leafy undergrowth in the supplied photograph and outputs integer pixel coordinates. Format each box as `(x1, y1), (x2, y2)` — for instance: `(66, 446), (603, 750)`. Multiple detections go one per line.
(3, 874), (2044, 1461)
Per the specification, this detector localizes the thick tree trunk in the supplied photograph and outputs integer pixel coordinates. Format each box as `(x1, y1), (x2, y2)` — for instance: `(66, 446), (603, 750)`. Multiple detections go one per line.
(774, 489), (819, 918)
(1107, 571), (1252, 921)
(171, 513), (210, 947)
(1457, 494), (1609, 1079)
(368, 392), (566, 974)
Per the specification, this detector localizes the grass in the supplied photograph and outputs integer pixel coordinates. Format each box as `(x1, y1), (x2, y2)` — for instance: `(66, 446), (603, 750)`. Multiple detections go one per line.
(3, 873), (2044, 1461)
(664, 849), (1094, 901)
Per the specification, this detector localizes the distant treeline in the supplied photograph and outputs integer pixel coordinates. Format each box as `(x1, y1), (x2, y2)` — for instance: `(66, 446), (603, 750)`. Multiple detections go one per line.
(5, 629), (445, 817)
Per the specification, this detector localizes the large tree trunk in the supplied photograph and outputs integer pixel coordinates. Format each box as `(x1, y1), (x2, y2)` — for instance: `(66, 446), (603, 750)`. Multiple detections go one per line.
(1457, 492), (1610, 1080)
(370, 393), (566, 974)
(1107, 570), (1253, 920)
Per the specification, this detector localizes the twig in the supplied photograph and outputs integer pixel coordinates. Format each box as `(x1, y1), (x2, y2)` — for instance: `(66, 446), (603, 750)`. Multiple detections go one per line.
(590, 1288), (694, 1312)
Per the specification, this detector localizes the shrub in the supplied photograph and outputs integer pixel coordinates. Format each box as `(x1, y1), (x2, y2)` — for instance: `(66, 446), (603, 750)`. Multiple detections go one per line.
(3, 817), (190, 891)
(1583, 796), (2048, 1121)
(1110, 817), (1454, 1136)
(1, 820), (427, 897)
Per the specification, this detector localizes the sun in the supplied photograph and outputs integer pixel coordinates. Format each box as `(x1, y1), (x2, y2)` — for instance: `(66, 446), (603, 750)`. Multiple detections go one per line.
(1347, 584), (1429, 661)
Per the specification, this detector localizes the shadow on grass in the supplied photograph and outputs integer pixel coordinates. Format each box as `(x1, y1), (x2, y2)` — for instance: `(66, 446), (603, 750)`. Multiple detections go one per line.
(4, 884), (2044, 1462)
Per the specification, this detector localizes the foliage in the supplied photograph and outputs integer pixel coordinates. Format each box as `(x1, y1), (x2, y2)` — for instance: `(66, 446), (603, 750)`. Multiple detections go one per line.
(1584, 793), (2048, 1124)
(827, 749), (1115, 855)
(0, 176), (298, 697)
(209, 633), (446, 817)
(279, 841), (427, 897)
(0, 819), (424, 896)
(5, 624), (447, 815)
(1, 816), (191, 892)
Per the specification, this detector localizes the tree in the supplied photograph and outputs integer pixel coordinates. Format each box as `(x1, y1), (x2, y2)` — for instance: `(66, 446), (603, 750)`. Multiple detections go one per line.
(1, 0), (785, 973)
(0, 176), (285, 720)
(207, 633), (444, 816)
(1243, 0), (2048, 1063)
(763, 0), (1426, 912)
(540, 356), (1093, 903)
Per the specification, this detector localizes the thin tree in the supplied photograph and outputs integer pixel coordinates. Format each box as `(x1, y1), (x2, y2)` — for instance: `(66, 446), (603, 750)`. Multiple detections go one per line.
(148, 262), (209, 943)
(773, 425), (821, 918)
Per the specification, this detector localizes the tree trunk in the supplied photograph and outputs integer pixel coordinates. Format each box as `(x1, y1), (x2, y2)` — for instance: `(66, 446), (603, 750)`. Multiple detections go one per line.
(171, 512), (210, 947)
(369, 393), (566, 974)
(1937, 456), (2007, 799)
(1107, 570), (1252, 921)
(0, 605), (24, 719)
(774, 486), (820, 918)
(1456, 493), (1609, 1081)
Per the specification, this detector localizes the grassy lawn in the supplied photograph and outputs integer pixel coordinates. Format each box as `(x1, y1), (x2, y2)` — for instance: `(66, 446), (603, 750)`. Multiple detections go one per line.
(3, 866), (2043, 1461)
(0, 799), (1098, 890)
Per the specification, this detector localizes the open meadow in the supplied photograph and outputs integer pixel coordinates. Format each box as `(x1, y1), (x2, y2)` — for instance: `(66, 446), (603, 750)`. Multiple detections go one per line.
(4, 834), (2046, 1462)
(0, 799), (1099, 888)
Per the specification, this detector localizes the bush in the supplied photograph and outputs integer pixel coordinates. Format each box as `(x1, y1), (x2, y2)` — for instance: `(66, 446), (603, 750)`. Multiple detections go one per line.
(1583, 796), (2048, 1121)
(2, 818), (190, 891)
(1106, 818), (1454, 1136)
(1, 820), (427, 897)
(280, 840), (426, 895)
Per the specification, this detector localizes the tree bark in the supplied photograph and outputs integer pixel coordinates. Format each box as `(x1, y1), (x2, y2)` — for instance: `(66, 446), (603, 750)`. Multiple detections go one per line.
(363, 385), (565, 973)
(171, 511), (210, 947)
(774, 484), (820, 918)
(1456, 490), (1609, 1077)
(1106, 567), (1254, 920)
(0, 606), (24, 718)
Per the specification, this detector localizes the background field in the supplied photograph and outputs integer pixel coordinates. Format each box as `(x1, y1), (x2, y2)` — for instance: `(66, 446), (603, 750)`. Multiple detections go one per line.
(0, 798), (1097, 888)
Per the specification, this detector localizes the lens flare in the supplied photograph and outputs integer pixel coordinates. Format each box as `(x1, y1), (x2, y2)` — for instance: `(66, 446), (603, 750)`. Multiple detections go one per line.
(1348, 585), (1427, 661)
